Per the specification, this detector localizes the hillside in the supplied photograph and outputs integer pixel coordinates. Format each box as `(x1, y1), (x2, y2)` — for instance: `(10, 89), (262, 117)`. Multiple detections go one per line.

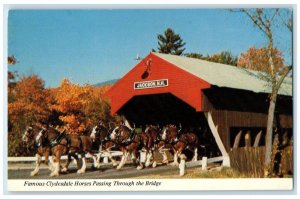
(93, 78), (119, 87)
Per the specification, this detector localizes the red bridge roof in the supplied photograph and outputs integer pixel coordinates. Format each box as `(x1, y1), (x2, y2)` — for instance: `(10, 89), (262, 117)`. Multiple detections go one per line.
(105, 52), (211, 114)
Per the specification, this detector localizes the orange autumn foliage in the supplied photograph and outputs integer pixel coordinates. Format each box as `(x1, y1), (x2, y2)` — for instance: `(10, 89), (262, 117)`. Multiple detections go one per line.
(8, 75), (54, 156)
(8, 74), (119, 156)
(8, 75), (52, 125)
(238, 47), (284, 74)
(51, 79), (115, 134)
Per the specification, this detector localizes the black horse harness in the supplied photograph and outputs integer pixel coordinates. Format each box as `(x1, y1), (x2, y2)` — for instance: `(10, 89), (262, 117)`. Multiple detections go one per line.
(49, 130), (68, 147)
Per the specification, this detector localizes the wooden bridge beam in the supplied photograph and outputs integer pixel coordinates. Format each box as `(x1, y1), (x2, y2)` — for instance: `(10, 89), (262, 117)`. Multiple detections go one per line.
(204, 112), (230, 167)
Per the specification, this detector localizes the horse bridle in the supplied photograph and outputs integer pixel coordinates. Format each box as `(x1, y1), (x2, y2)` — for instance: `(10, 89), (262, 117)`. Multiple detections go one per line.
(147, 126), (161, 144)
(91, 126), (99, 141)
(35, 127), (47, 147)
(161, 125), (181, 144)
(92, 125), (110, 143)
(23, 127), (34, 141)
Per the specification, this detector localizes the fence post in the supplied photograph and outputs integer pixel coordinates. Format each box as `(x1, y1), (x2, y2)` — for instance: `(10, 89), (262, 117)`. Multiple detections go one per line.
(179, 154), (186, 176)
(103, 157), (108, 164)
(202, 156), (208, 171)
(140, 151), (146, 163)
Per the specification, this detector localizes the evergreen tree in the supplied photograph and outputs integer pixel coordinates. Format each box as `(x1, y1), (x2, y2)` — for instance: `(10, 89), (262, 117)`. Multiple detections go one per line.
(155, 28), (186, 55)
(209, 51), (238, 66)
(185, 53), (204, 59)
(185, 51), (238, 66)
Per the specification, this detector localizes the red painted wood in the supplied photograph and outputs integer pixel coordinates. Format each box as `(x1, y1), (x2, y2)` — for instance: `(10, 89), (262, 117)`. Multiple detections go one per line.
(105, 53), (211, 114)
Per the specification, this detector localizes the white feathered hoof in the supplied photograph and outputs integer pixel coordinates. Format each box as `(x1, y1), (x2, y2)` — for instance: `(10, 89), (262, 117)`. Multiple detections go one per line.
(112, 162), (118, 167)
(61, 167), (68, 173)
(169, 162), (179, 167)
(137, 165), (144, 170)
(30, 171), (38, 176)
(152, 161), (157, 168)
(96, 163), (101, 169)
(162, 160), (169, 164)
(77, 169), (85, 174)
(116, 165), (122, 170)
(145, 160), (151, 168)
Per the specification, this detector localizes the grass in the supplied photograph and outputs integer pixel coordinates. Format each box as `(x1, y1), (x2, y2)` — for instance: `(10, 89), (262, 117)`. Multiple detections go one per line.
(133, 166), (247, 179)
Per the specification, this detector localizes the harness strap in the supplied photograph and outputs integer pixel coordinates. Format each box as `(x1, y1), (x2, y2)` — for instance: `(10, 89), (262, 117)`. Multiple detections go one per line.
(153, 130), (161, 144)
(104, 134), (110, 141)
(50, 131), (67, 147)
(122, 132), (137, 146)
(36, 139), (50, 148)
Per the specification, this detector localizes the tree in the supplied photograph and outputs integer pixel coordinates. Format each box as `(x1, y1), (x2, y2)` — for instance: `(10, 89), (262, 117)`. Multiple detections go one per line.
(51, 79), (120, 134)
(8, 56), (18, 103)
(185, 51), (238, 66)
(82, 85), (120, 127)
(8, 55), (17, 65)
(206, 51), (238, 66)
(8, 75), (53, 156)
(154, 28), (186, 55)
(8, 75), (52, 124)
(238, 8), (292, 176)
(238, 47), (284, 73)
(51, 79), (91, 134)
(185, 53), (204, 59)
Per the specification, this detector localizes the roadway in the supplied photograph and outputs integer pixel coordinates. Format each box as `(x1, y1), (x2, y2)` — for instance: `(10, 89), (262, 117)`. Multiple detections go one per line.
(8, 162), (185, 179)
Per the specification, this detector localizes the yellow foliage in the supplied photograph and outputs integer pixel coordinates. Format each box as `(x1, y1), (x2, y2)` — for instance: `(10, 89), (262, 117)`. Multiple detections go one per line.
(51, 79), (115, 134)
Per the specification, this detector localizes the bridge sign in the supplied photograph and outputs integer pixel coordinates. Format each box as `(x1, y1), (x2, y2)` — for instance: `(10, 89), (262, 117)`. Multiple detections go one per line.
(134, 79), (168, 90)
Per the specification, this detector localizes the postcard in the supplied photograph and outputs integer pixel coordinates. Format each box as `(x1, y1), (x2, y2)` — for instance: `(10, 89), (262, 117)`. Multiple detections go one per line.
(5, 6), (293, 192)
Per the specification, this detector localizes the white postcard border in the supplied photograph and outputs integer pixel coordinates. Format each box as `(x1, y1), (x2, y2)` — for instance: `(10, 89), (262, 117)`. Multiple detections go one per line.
(8, 178), (293, 192)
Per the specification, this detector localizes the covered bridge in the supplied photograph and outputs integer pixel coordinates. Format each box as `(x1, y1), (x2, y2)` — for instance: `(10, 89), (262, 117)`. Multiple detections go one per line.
(104, 52), (292, 164)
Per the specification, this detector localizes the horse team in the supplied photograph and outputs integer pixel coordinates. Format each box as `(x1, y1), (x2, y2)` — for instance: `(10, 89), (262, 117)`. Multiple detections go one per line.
(22, 122), (200, 177)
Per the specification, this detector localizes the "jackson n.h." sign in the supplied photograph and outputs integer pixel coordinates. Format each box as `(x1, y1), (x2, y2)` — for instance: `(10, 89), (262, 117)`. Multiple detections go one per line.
(134, 79), (168, 90)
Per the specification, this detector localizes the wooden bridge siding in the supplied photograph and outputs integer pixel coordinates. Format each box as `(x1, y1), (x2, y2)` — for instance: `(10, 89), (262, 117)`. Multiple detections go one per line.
(201, 90), (292, 151)
(277, 114), (293, 129)
(205, 109), (268, 151)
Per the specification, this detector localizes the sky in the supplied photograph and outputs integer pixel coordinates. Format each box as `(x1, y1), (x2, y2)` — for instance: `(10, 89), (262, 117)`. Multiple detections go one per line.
(8, 9), (292, 88)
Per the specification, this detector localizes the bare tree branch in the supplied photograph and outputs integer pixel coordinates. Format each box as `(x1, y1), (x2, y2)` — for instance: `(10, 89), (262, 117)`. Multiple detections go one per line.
(270, 9), (280, 23)
(275, 66), (292, 92)
(241, 9), (269, 36)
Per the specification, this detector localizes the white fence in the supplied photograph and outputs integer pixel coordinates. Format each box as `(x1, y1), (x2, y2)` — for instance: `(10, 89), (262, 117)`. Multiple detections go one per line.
(185, 156), (224, 168)
(8, 151), (123, 163)
(8, 153), (225, 167)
